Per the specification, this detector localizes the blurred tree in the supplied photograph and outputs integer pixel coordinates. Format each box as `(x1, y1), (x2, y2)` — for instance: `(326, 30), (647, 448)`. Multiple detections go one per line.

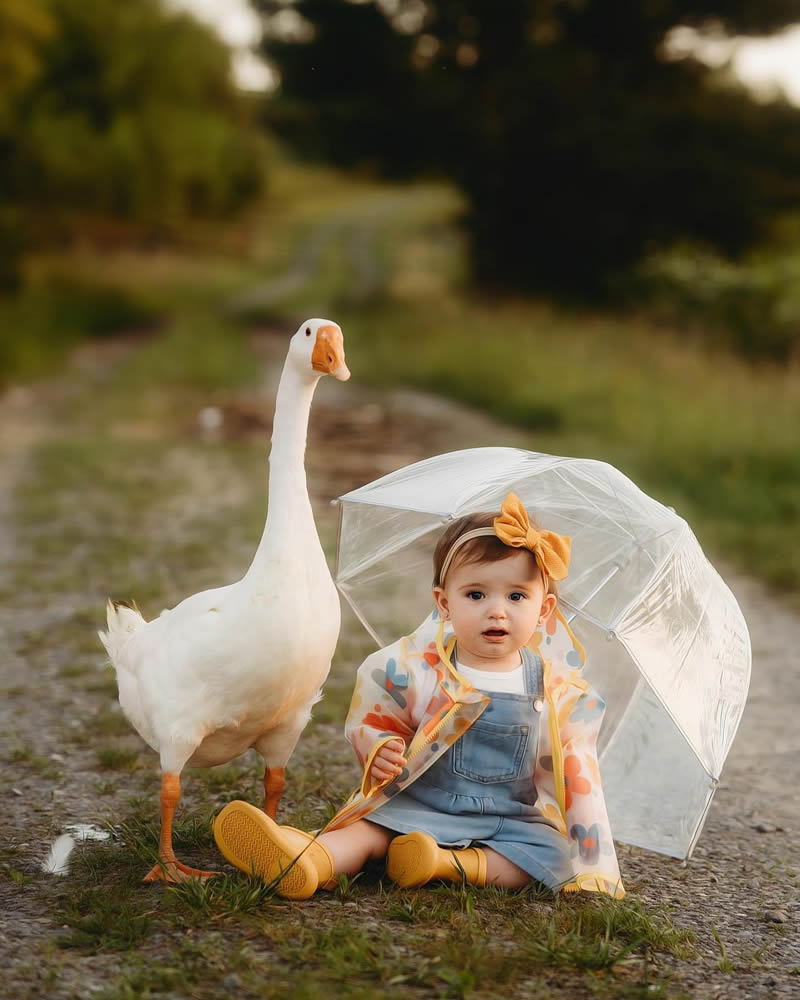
(0, 0), (55, 288)
(0, 0), (55, 115)
(0, 0), (265, 286)
(257, 0), (800, 294)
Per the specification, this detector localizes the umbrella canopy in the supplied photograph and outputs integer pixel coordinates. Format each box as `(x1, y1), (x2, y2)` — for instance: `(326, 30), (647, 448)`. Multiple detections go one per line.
(334, 447), (751, 860)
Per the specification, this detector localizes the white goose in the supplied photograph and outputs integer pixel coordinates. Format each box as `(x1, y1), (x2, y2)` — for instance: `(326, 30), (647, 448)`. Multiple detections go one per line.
(99, 318), (349, 883)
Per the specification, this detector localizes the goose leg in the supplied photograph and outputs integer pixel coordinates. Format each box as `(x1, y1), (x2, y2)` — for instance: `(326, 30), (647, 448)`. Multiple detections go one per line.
(144, 773), (218, 883)
(263, 766), (285, 820)
(256, 704), (316, 820)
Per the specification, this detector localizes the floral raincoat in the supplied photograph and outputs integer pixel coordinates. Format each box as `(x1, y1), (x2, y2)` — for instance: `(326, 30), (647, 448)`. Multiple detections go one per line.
(323, 608), (625, 898)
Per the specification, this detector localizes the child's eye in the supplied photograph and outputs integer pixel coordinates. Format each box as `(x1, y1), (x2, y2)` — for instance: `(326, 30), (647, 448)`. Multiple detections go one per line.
(466, 591), (484, 600)
(509, 592), (526, 601)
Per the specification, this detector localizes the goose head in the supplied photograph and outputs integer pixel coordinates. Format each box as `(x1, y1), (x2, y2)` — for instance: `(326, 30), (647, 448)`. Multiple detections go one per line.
(289, 318), (350, 382)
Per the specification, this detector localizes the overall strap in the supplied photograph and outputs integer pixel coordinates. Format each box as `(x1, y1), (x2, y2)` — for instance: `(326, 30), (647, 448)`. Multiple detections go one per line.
(520, 646), (544, 699)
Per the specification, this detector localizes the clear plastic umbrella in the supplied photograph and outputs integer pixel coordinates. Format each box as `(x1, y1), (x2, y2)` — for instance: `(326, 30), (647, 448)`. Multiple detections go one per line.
(334, 447), (751, 860)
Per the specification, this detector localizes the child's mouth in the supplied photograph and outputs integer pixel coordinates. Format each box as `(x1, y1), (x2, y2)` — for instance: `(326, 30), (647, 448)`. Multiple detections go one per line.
(482, 629), (508, 639)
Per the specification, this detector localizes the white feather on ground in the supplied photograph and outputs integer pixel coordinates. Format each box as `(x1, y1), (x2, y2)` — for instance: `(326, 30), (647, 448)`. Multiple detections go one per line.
(41, 835), (76, 875)
(65, 823), (110, 842)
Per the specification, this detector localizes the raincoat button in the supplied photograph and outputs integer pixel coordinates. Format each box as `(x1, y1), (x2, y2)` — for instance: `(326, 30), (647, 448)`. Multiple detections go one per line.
(533, 698), (544, 712)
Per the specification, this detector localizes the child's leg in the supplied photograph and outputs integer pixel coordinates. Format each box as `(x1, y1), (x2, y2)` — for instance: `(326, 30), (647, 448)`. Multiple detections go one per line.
(483, 847), (533, 889)
(318, 820), (393, 875)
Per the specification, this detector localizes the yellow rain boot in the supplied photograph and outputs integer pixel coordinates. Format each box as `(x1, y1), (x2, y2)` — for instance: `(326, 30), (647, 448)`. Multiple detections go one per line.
(387, 831), (487, 888)
(213, 800), (335, 900)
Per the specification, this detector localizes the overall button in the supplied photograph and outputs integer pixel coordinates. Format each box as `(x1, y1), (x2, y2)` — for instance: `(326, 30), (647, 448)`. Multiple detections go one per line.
(533, 698), (544, 713)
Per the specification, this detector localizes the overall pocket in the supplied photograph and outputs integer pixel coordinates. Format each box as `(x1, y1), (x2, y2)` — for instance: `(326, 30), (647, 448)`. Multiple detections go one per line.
(452, 720), (530, 783)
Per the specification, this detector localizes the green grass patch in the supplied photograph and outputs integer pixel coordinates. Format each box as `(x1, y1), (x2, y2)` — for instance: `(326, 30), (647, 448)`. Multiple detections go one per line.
(514, 892), (689, 984)
(6, 744), (56, 775)
(93, 939), (259, 1000)
(711, 924), (735, 972)
(193, 762), (259, 794)
(96, 747), (141, 771)
(55, 843), (152, 951)
(57, 885), (152, 951)
(85, 675), (120, 698)
(57, 663), (91, 679)
(166, 871), (279, 923)
(117, 809), (215, 860)
(88, 710), (132, 738)
(0, 278), (159, 384)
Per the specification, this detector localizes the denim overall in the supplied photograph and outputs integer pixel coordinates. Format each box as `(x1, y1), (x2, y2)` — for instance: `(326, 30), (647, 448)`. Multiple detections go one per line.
(368, 646), (573, 889)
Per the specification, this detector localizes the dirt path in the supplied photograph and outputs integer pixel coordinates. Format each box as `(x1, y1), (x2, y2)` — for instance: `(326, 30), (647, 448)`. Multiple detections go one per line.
(0, 321), (797, 999)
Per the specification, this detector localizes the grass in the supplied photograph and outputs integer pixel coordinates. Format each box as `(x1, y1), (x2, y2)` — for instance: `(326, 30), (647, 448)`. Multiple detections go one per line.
(166, 872), (279, 922)
(58, 886), (152, 951)
(712, 925), (735, 972)
(521, 899), (695, 971)
(96, 748), (141, 771)
(0, 278), (160, 385)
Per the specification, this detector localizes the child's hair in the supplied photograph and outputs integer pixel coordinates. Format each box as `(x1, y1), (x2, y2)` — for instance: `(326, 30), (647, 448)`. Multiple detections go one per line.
(432, 511), (559, 597)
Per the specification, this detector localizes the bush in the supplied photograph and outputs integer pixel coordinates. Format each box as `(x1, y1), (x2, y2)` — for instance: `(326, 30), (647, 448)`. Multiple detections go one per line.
(1, 0), (266, 239)
(636, 248), (800, 363)
(0, 280), (160, 383)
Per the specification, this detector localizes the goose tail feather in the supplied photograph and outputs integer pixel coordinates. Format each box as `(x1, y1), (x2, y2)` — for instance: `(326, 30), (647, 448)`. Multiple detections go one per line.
(98, 598), (146, 663)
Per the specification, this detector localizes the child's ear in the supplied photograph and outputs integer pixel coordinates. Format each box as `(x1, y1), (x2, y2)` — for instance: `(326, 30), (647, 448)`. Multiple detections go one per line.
(539, 593), (557, 623)
(433, 586), (449, 620)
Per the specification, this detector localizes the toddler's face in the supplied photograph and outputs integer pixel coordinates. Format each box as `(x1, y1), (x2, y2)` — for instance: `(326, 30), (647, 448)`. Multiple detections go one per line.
(433, 549), (556, 671)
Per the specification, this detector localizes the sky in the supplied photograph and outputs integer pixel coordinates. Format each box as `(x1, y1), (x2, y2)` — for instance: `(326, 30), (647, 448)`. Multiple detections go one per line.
(170, 0), (800, 104)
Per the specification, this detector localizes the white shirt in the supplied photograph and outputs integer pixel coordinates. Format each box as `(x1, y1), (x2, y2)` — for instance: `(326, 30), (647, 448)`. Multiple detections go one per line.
(454, 656), (526, 695)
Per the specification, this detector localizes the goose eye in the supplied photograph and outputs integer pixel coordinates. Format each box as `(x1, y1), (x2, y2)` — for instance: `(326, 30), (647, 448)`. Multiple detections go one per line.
(305, 327), (311, 337)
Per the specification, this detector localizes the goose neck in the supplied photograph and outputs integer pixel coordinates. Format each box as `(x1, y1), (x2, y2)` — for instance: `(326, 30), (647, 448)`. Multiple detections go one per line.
(246, 364), (322, 577)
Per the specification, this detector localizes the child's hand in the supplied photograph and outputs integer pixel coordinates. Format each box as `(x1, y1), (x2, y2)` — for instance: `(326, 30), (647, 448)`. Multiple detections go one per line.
(370, 738), (407, 784)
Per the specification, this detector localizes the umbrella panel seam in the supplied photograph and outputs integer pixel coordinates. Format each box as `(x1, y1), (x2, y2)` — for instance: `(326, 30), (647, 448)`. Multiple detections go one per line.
(614, 629), (716, 779)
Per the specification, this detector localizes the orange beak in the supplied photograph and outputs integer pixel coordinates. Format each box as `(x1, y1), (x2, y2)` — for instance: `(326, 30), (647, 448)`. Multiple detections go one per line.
(311, 324), (350, 380)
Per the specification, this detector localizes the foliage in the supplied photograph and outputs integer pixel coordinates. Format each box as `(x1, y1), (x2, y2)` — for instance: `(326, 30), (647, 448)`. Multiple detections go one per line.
(258, 0), (800, 296)
(0, 0), (55, 116)
(0, 278), (159, 383)
(0, 0), (265, 287)
(636, 243), (800, 362)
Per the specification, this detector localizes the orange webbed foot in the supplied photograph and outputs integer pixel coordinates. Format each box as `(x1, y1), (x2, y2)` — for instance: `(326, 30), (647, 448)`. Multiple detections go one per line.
(143, 859), (219, 884)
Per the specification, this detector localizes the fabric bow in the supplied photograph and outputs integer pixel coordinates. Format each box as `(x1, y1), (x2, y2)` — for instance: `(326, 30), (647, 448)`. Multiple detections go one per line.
(494, 492), (571, 581)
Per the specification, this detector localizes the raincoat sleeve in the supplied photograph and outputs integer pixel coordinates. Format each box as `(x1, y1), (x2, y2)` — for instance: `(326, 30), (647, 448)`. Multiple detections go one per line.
(344, 641), (438, 797)
(556, 677), (625, 898)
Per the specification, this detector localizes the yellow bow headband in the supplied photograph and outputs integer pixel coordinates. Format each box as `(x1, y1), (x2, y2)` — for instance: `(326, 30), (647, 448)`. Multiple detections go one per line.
(438, 492), (572, 589)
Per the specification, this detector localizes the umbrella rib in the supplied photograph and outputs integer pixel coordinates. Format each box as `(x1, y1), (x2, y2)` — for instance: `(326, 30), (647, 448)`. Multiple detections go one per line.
(334, 497), (453, 516)
(337, 584), (384, 646)
(610, 520), (688, 633)
(559, 564), (625, 627)
(615, 629), (715, 779)
(685, 781), (719, 861)
(554, 466), (636, 543)
(596, 675), (644, 764)
(673, 582), (714, 682)
(601, 464), (646, 551)
(335, 518), (446, 583)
